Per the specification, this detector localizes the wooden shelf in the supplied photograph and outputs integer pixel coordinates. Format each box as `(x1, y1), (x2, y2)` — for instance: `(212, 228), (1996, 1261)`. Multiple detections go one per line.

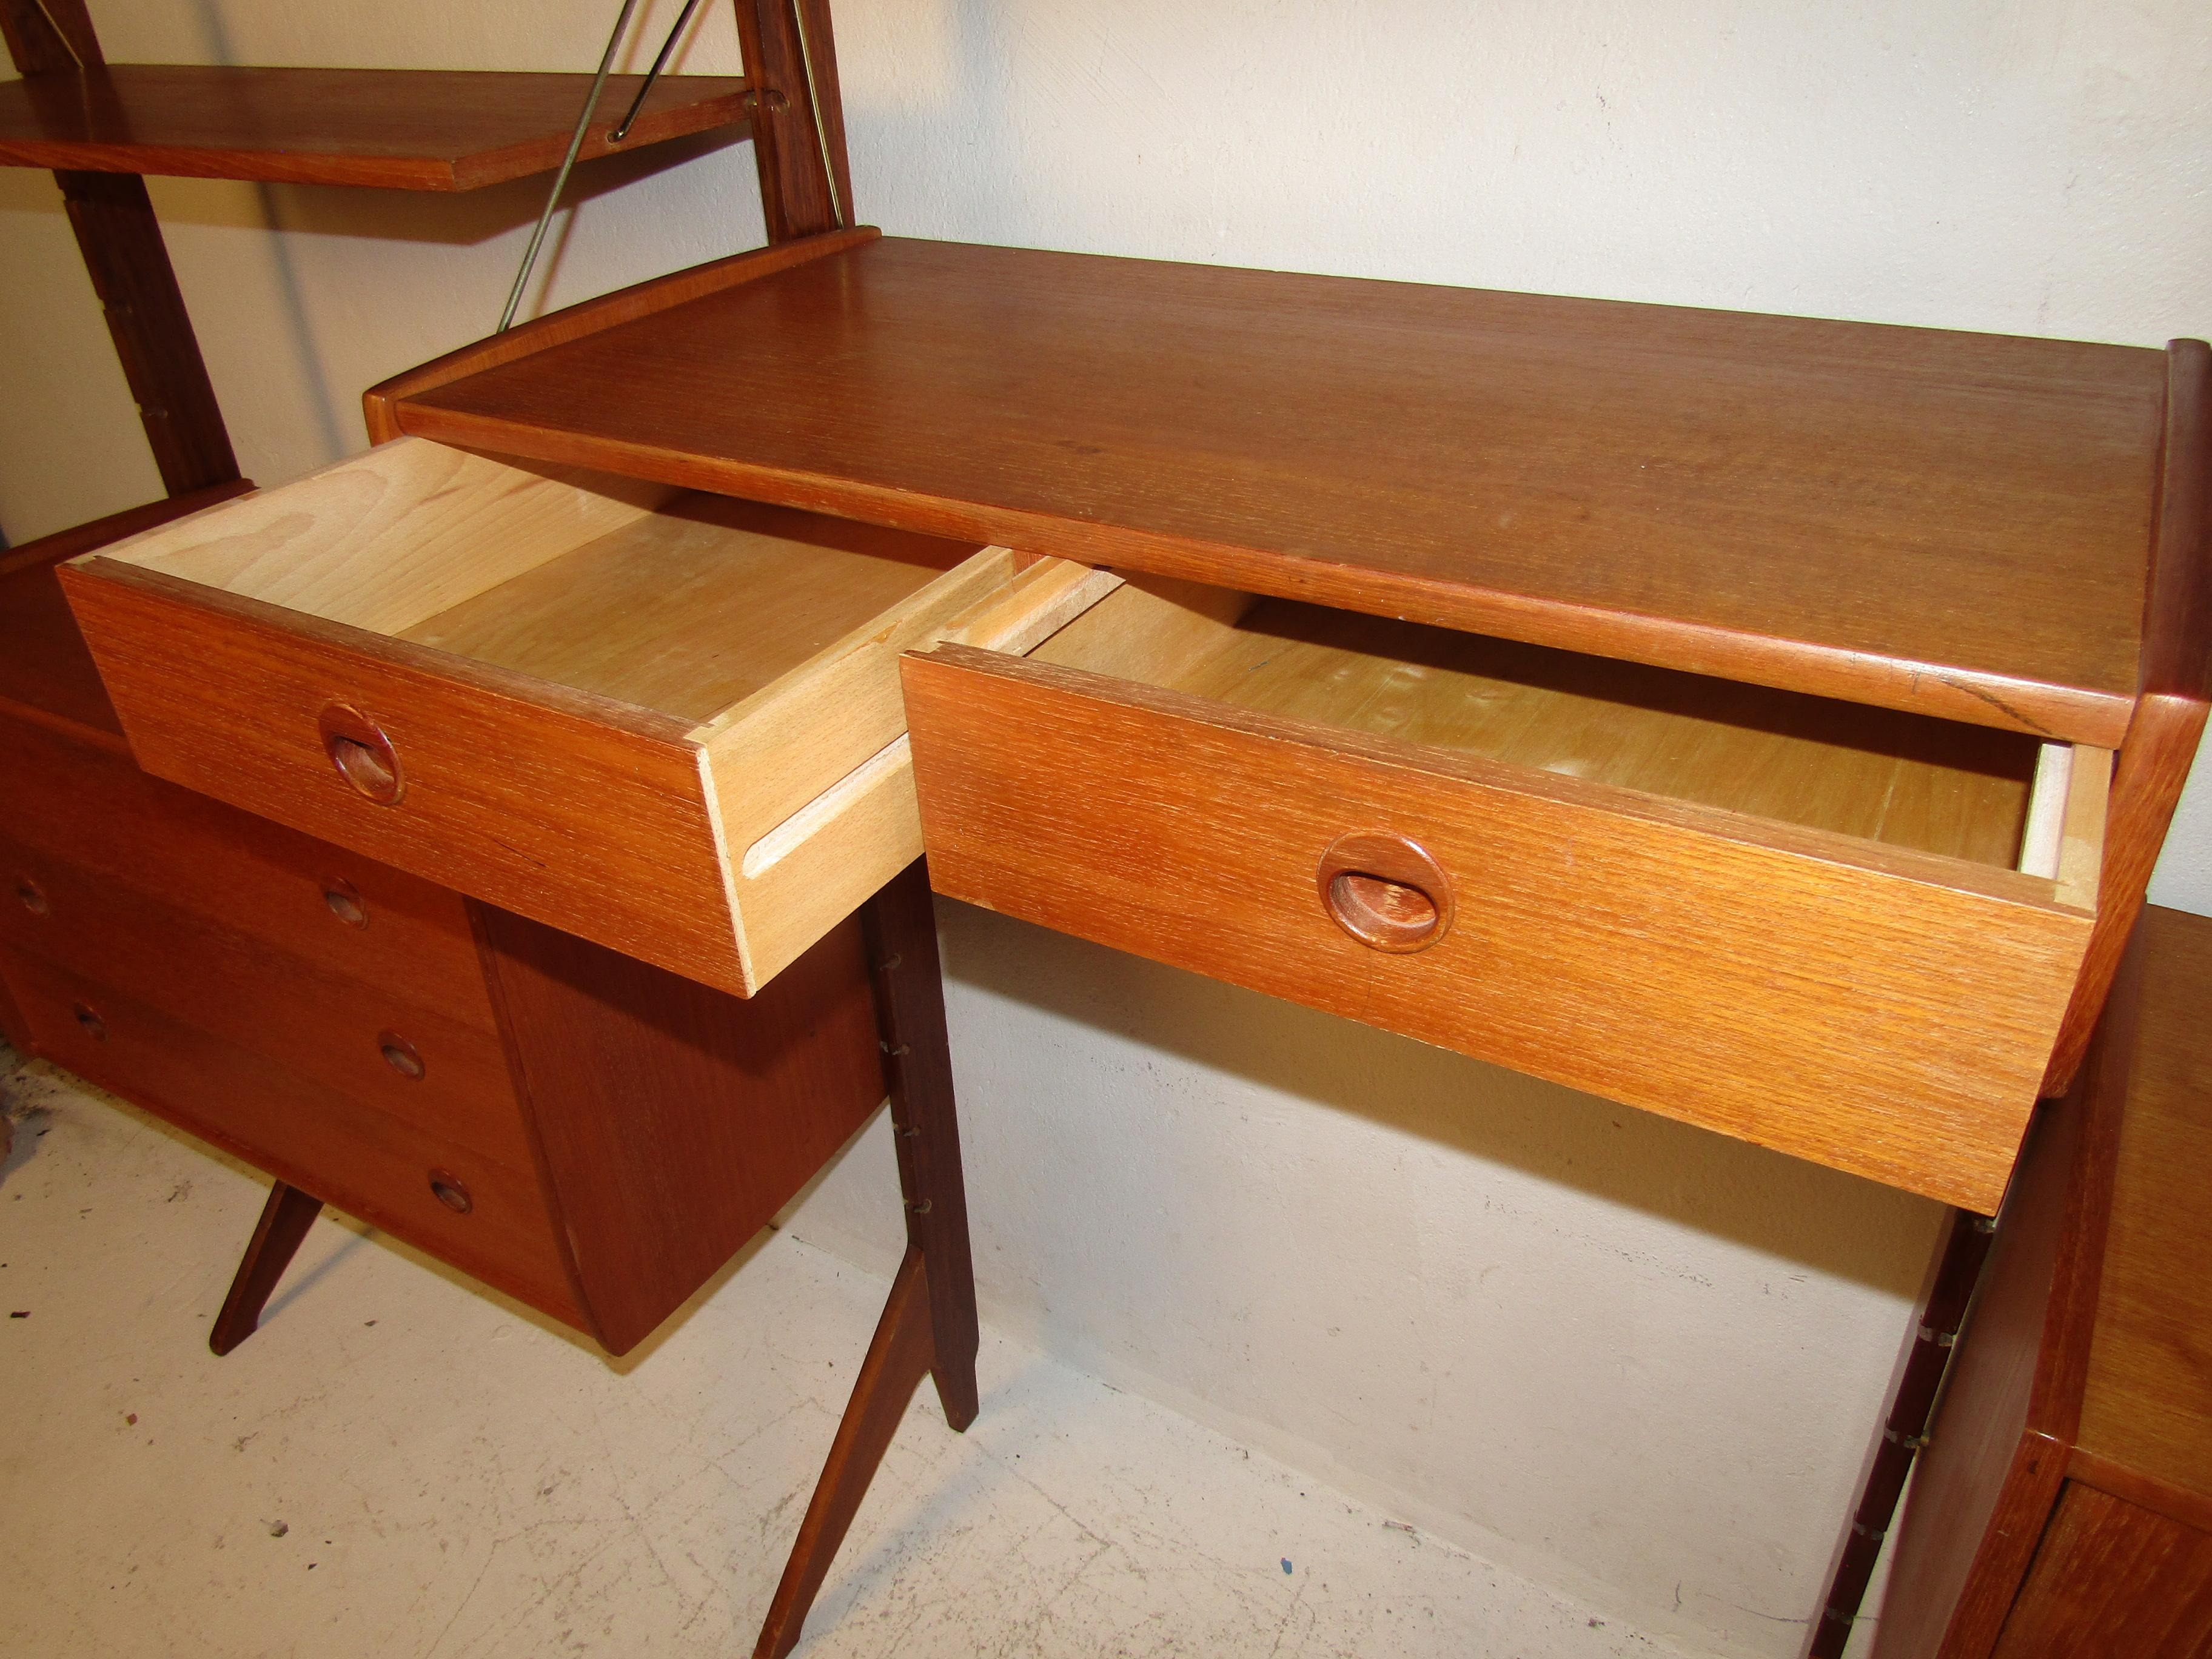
(0, 65), (750, 190)
(384, 233), (2170, 746)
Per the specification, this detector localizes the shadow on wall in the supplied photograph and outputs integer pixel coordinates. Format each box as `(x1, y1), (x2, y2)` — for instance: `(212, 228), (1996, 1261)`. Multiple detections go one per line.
(935, 897), (1945, 1298)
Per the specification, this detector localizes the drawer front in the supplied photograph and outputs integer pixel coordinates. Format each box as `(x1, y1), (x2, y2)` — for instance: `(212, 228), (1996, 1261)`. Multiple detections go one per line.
(0, 840), (534, 1172)
(2, 951), (583, 1329)
(0, 713), (500, 1036)
(61, 562), (747, 994)
(903, 645), (2093, 1211)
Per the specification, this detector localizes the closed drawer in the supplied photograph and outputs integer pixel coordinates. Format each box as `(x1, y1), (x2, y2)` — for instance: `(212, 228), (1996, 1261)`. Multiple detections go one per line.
(903, 580), (2110, 1210)
(0, 709), (500, 1034)
(60, 438), (1119, 996)
(0, 837), (533, 1171)
(1, 950), (582, 1328)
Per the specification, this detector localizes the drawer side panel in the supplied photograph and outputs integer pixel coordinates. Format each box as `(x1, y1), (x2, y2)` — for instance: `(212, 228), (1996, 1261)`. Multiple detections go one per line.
(905, 648), (2092, 1210)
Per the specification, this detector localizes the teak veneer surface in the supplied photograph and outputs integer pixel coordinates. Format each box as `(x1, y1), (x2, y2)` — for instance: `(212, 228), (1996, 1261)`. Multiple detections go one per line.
(1034, 589), (2043, 868)
(0, 65), (751, 189)
(398, 494), (968, 722)
(392, 236), (2167, 744)
(2075, 905), (2212, 1503)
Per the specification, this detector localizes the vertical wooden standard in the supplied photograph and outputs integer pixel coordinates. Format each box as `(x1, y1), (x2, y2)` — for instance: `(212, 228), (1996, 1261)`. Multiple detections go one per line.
(0, 0), (241, 497)
(732, 0), (854, 242)
(206, 1181), (326, 1355)
(753, 861), (980, 1659)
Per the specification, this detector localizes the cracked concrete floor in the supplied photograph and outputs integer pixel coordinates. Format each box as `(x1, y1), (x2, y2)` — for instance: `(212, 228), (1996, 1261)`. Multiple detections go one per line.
(2, 1047), (1708, 1659)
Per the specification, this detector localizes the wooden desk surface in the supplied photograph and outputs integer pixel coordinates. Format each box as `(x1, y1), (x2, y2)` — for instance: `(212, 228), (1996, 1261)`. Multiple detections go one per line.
(392, 235), (2168, 745)
(2077, 903), (2212, 1502)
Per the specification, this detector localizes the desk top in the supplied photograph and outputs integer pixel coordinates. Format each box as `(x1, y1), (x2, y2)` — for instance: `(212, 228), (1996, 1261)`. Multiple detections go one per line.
(0, 65), (751, 190)
(387, 233), (2176, 745)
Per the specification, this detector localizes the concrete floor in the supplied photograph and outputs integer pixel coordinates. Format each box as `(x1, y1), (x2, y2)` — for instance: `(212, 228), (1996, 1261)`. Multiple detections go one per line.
(2, 1044), (1708, 1659)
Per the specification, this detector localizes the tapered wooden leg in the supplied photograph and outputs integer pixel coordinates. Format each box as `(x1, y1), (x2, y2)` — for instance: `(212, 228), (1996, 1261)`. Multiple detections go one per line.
(208, 1181), (324, 1356)
(754, 1245), (937, 1659)
(863, 860), (980, 1429)
(753, 861), (980, 1655)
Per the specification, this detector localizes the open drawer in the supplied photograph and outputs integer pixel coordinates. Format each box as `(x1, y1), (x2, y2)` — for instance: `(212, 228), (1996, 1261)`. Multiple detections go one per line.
(902, 580), (2111, 1210)
(60, 437), (1119, 996)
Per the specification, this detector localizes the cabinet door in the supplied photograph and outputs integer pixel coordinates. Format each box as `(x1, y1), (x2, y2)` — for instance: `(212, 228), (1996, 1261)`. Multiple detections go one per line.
(1992, 1483), (2212, 1658)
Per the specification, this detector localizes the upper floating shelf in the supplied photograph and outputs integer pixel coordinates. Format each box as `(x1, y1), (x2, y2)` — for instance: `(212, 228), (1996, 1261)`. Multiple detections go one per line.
(383, 232), (2174, 745)
(0, 65), (750, 190)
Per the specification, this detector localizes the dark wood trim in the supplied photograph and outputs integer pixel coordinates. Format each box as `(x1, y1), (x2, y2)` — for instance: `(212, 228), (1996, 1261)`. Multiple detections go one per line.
(361, 226), (877, 442)
(751, 862), (981, 1653)
(752, 1245), (937, 1659)
(863, 860), (980, 1429)
(2, 2), (241, 499)
(52, 167), (240, 495)
(207, 1180), (326, 1355)
(0, 948), (33, 1053)
(0, 0), (101, 75)
(733, 0), (854, 242)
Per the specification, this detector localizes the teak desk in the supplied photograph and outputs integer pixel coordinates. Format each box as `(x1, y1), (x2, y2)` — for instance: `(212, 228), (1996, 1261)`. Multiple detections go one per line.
(49, 216), (2211, 1651)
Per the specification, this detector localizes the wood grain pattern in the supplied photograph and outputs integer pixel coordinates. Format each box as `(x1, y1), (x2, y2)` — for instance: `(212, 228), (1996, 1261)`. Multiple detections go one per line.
(1871, 913), (2212, 1657)
(754, 1247), (937, 1659)
(0, 714), (500, 1032)
(0, 483), (252, 741)
(1036, 585), (2045, 868)
(1989, 1484), (2212, 1658)
(0, 838), (531, 1168)
(4, 949), (583, 1328)
(475, 905), (883, 1355)
(53, 167), (238, 495)
(402, 494), (971, 723)
(96, 437), (674, 635)
(1868, 1019), (2111, 1658)
(905, 642), (2091, 1210)
(60, 561), (752, 994)
(361, 228), (878, 443)
(2076, 905), (2212, 1504)
(0, 65), (751, 189)
(2042, 342), (2212, 1093)
(734, 0), (853, 242)
(2069, 1448), (2212, 1541)
(61, 434), (1073, 998)
(391, 236), (2167, 744)
(207, 1181), (325, 1356)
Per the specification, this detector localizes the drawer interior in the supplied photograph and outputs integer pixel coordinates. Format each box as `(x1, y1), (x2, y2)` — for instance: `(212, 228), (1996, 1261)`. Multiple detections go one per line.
(1025, 579), (2106, 888)
(72, 438), (1124, 996)
(109, 446), (978, 730)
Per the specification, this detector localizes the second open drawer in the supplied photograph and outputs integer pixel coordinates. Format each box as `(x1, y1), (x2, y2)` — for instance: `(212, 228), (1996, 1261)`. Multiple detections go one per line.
(61, 437), (1119, 997)
(902, 579), (2110, 1211)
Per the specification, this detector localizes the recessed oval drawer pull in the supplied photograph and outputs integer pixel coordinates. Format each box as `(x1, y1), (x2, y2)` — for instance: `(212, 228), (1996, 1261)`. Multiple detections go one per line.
(427, 1170), (473, 1215)
(378, 1031), (426, 1080)
(321, 877), (368, 927)
(1315, 831), (1454, 953)
(15, 876), (48, 915)
(72, 1002), (109, 1041)
(317, 703), (404, 805)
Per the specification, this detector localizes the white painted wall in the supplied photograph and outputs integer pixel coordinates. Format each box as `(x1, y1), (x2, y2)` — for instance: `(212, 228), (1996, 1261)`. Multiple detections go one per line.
(4, 3), (2207, 1655)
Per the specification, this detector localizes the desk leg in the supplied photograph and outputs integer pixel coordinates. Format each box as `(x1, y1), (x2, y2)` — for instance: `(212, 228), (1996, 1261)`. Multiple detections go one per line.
(753, 862), (980, 1658)
(208, 1181), (324, 1356)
